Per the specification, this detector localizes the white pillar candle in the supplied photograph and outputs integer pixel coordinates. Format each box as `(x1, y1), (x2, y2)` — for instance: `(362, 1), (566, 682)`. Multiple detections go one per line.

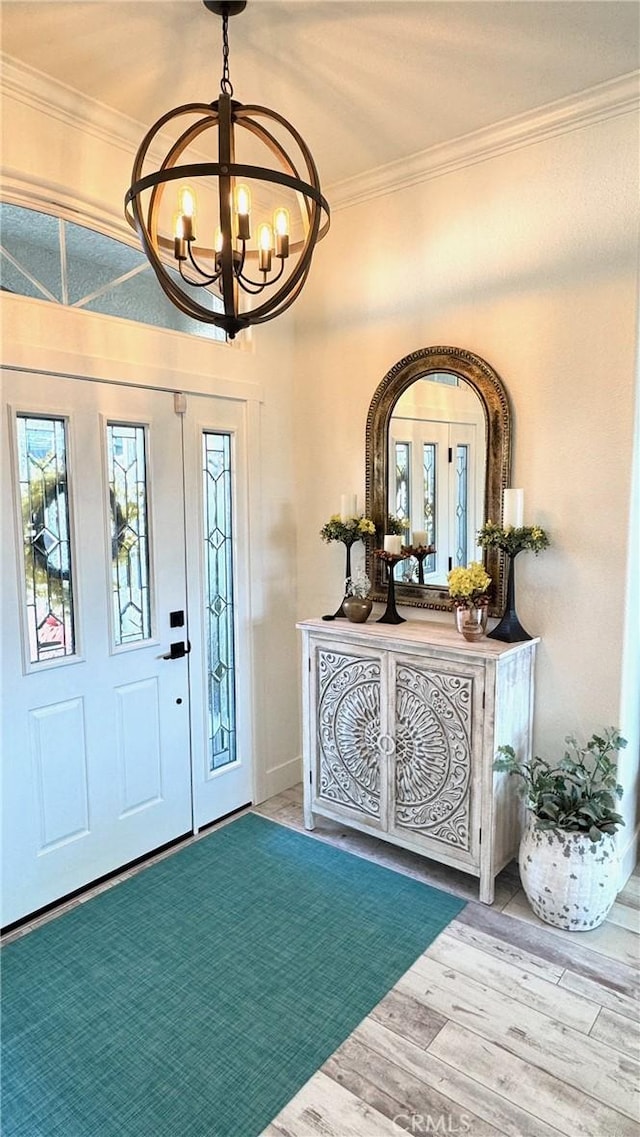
(503, 488), (524, 528)
(412, 529), (427, 547)
(340, 494), (357, 520)
(384, 535), (402, 555)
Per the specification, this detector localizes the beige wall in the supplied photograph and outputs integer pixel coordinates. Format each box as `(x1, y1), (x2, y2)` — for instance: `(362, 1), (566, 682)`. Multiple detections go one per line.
(292, 111), (640, 872)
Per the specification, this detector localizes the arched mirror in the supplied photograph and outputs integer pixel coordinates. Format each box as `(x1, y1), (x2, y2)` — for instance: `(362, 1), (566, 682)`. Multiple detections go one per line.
(365, 346), (512, 615)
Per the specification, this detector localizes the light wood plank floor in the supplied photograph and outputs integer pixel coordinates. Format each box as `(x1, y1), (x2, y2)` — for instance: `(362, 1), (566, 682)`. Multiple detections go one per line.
(257, 785), (639, 1137)
(4, 786), (638, 1137)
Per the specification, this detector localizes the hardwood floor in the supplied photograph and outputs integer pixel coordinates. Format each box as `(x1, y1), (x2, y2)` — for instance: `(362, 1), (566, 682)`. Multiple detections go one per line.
(257, 785), (639, 1137)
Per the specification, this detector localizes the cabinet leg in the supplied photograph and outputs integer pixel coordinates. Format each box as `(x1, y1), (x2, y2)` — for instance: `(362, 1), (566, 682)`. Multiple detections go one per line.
(303, 805), (316, 831)
(479, 872), (495, 905)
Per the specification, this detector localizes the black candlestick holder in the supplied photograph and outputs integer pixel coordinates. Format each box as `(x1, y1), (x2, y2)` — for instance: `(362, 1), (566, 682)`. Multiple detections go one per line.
(487, 550), (532, 642)
(402, 544), (436, 585)
(323, 536), (358, 620)
(374, 550), (411, 624)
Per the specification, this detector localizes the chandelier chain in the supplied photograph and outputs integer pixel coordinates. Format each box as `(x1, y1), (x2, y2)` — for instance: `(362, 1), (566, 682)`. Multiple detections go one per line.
(220, 11), (234, 96)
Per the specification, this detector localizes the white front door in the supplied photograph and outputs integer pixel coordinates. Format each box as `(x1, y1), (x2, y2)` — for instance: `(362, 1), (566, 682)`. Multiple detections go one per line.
(1, 373), (252, 927)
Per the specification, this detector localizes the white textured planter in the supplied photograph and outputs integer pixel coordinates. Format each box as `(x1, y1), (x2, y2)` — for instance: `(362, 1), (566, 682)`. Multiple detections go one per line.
(519, 813), (619, 931)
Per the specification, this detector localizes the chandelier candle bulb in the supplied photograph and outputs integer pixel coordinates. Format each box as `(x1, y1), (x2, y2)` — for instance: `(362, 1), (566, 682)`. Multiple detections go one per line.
(258, 224), (273, 272)
(179, 187), (196, 242)
(384, 535), (402, 555)
(274, 208), (290, 258)
(235, 185), (251, 240)
(503, 488), (524, 528)
(173, 215), (187, 261)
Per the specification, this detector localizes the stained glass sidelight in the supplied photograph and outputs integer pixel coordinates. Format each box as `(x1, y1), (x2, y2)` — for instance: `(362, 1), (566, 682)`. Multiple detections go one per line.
(16, 415), (75, 663)
(455, 444), (469, 567)
(422, 443), (437, 574)
(107, 424), (151, 646)
(203, 432), (236, 771)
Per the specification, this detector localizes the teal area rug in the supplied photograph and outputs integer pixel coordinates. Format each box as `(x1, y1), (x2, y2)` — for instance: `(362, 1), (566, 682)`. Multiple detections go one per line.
(2, 812), (465, 1137)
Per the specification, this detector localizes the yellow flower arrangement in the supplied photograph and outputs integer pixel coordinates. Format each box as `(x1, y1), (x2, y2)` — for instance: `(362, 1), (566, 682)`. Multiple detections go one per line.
(447, 561), (491, 607)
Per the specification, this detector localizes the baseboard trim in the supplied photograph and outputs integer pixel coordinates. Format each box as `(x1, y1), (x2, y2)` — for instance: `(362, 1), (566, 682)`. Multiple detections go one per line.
(261, 756), (302, 802)
(619, 821), (640, 887)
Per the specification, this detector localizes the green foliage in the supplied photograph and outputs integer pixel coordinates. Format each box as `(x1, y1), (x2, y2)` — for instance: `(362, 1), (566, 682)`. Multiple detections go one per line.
(320, 514), (376, 544)
(494, 729), (626, 843)
(478, 521), (550, 556)
(385, 513), (410, 536)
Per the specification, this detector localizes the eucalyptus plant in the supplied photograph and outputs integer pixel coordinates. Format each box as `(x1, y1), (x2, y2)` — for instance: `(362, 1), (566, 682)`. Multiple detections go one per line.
(494, 728), (626, 844)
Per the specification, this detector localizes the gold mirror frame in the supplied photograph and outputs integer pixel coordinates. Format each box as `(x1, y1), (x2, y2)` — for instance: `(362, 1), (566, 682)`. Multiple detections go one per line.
(365, 346), (512, 616)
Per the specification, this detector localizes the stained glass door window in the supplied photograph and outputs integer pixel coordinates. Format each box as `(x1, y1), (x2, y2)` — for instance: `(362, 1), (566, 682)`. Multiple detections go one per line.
(203, 432), (236, 771)
(107, 423), (152, 646)
(423, 442), (437, 574)
(455, 444), (469, 567)
(394, 442), (411, 525)
(16, 415), (76, 663)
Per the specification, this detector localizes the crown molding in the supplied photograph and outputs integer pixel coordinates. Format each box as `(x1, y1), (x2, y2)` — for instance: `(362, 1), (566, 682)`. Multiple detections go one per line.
(0, 53), (146, 156)
(327, 71), (640, 211)
(2, 55), (638, 213)
(0, 168), (134, 244)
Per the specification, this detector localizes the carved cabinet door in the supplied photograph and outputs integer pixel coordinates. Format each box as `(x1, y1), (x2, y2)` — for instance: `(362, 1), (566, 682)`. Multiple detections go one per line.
(311, 642), (386, 830)
(388, 652), (485, 868)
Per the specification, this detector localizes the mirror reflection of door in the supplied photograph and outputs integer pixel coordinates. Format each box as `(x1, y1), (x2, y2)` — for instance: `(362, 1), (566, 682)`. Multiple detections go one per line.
(389, 375), (486, 587)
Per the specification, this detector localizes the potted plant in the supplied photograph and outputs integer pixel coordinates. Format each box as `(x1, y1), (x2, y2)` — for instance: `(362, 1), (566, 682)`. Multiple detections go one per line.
(495, 728), (626, 930)
(447, 561), (491, 640)
(343, 569), (372, 623)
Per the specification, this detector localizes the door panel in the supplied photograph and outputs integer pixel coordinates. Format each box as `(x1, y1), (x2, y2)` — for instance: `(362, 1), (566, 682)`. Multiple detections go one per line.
(1, 373), (193, 925)
(389, 652), (483, 868)
(182, 396), (253, 828)
(114, 677), (163, 815)
(30, 697), (90, 849)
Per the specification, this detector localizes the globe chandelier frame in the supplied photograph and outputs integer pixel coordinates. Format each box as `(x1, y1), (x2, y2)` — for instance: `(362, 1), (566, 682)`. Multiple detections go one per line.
(125, 0), (330, 339)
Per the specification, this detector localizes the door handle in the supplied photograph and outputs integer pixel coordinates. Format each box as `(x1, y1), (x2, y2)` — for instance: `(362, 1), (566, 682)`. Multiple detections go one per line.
(160, 640), (191, 660)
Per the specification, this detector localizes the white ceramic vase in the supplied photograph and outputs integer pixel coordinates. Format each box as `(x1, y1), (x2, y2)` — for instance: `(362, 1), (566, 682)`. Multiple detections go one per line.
(519, 812), (619, 931)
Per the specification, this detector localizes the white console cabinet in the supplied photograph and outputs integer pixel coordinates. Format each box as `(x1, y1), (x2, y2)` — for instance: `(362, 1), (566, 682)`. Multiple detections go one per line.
(297, 618), (538, 903)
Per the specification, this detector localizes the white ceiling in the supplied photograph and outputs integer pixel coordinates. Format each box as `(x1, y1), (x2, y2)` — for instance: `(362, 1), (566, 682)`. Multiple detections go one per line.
(2, 0), (638, 187)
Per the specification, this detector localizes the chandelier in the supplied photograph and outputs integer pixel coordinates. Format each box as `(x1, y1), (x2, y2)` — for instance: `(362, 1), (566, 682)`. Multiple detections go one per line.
(125, 0), (330, 339)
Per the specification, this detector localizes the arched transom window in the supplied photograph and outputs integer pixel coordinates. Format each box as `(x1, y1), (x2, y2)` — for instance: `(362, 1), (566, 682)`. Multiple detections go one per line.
(0, 203), (225, 343)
